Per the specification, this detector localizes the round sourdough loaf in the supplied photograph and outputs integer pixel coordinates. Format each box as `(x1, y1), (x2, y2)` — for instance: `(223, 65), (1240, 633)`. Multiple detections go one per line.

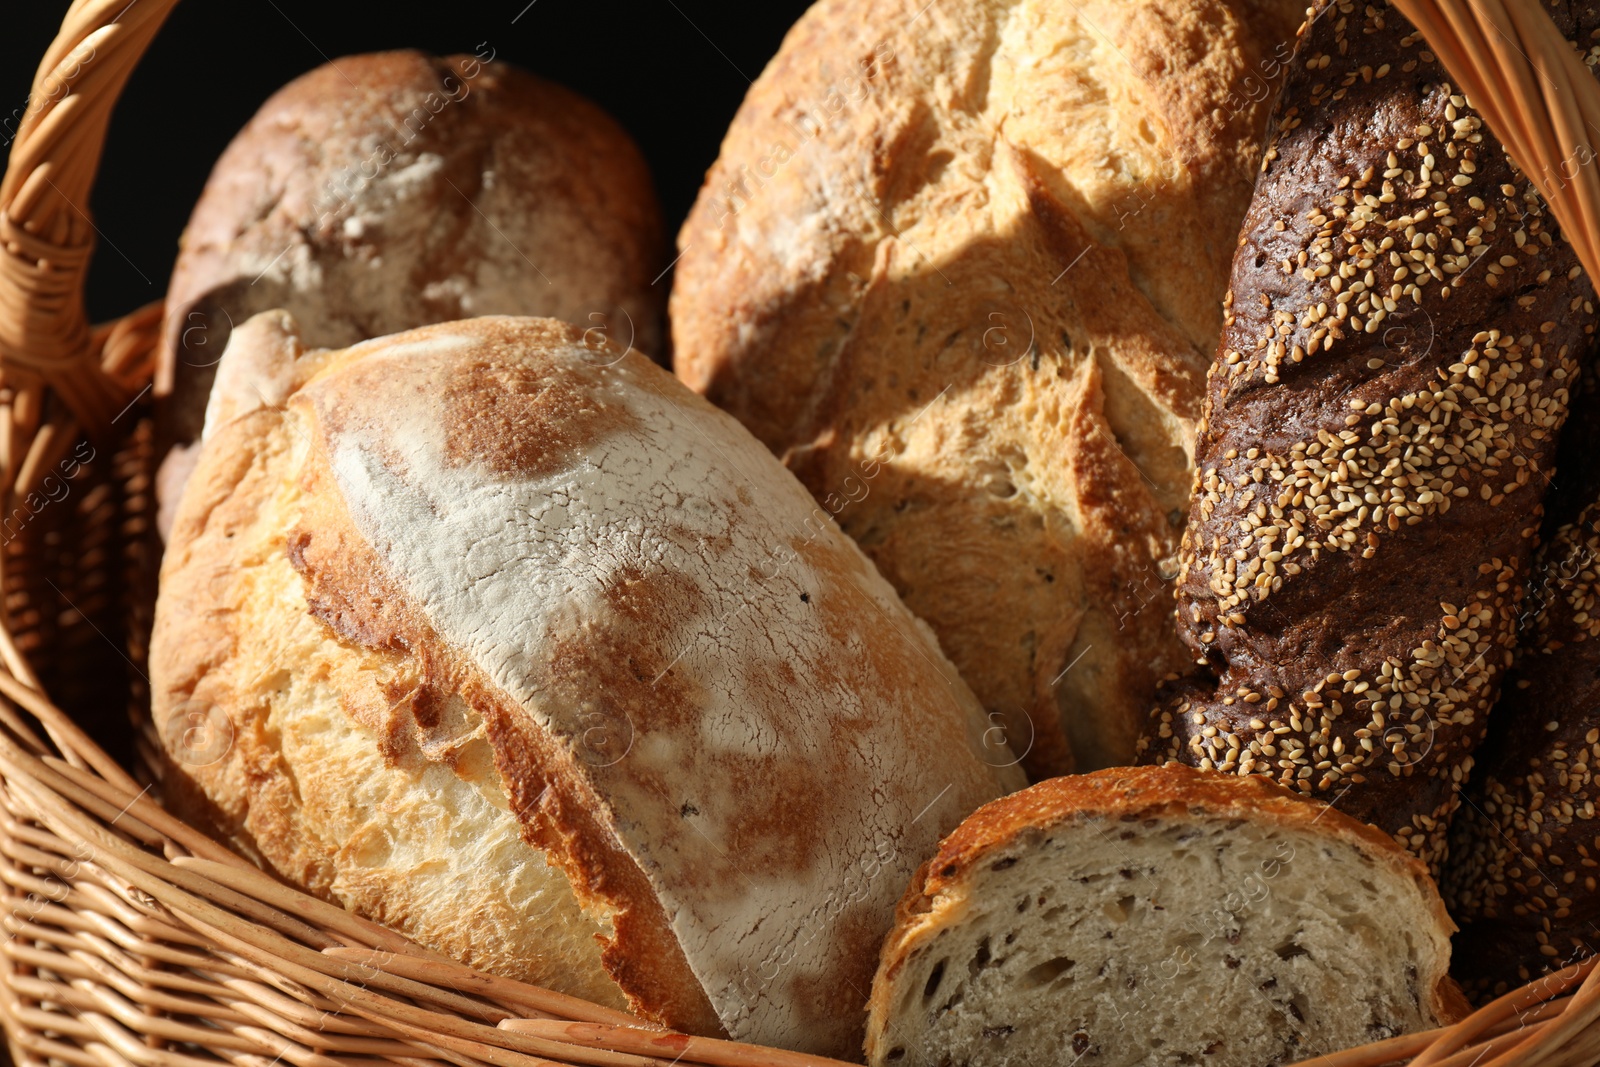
(148, 313), (1024, 1056)
(155, 49), (663, 527)
(865, 765), (1463, 1066)
(670, 0), (1307, 777)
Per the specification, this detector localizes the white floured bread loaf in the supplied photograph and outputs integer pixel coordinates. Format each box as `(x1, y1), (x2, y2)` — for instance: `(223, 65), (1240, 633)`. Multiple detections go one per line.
(149, 313), (1024, 1056)
(670, 0), (1307, 777)
(865, 765), (1462, 1066)
(155, 50), (663, 535)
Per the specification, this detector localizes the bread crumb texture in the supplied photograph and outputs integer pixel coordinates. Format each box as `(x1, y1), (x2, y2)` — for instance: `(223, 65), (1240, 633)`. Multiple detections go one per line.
(671, 0), (1307, 777)
(151, 314), (1022, 1057)
(865, 766), (1456, 1066)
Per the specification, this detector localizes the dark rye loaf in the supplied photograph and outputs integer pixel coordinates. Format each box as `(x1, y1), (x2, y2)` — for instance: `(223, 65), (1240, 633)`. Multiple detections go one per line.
(1443, 366), (1600, 998)
(1137, 0), (1600, 869)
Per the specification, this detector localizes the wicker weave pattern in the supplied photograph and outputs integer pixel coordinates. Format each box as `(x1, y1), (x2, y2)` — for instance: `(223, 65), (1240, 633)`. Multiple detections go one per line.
(1392, 0), (1600, 285)
(1, 2), (1599, 1065)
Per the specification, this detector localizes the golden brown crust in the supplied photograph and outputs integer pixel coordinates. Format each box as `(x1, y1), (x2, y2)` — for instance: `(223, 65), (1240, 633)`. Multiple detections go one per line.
(151, 318), (648, 1016)
(153, 314), (1020, 1056)
(158, 49), (662, 451)
(285, 453), (724, 1034)
(670, 0), (1308, 776)
(916, 765), (1444, 908)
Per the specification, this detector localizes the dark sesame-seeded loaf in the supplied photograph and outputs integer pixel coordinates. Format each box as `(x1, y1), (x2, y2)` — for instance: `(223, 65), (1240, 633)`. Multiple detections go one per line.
(1136, 0), (1600, 869)
(671, 0), (1308, 778)
(1444, 369), (1600, 998)
(864, 765), (1463, 1067)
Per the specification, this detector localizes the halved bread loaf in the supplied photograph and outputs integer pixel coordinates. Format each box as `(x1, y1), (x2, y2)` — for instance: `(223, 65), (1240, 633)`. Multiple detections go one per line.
(865, 765), (1460, 1066)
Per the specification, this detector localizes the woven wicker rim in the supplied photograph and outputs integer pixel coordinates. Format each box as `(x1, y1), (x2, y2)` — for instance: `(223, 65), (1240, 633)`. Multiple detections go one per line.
(2, 1), (1600, 1065)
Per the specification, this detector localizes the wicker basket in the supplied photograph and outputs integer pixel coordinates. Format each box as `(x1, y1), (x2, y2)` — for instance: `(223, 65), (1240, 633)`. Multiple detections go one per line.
(3, 1), (1600, 1065)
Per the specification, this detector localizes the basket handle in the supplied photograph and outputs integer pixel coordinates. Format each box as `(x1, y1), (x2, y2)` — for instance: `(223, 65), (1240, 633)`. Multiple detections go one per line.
(0, 0), (179, 444)
(1379, 1), (1600, 285)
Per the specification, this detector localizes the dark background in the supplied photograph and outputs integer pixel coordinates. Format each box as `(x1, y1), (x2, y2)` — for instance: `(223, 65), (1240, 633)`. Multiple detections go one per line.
(2, 0), (813, 324)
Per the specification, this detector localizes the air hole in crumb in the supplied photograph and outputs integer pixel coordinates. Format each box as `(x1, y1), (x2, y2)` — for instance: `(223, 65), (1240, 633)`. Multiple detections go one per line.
(1288, 995), (1309, 1023)
(967, 936), (992, 976)
(1020, 956), (1075, 989)
(886, 1049), (905, 1062)
(986, 477), (1018, 499)
(922, 959), (946, 1000)
(1103, 896), (1136, 924)
(990, 857), (1017, 872)
(1275, 940), (1310, 961)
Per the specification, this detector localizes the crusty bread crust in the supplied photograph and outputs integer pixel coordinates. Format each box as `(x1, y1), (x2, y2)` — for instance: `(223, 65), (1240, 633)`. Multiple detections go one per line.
(867, 764), (1463, 1061)
(152, 314), (1023, 1056)
(670, 0), (1307, 776)
(900, 765), (1450, 912)
(158, 50), (663, 448)
(153, 313), (655, 1018)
